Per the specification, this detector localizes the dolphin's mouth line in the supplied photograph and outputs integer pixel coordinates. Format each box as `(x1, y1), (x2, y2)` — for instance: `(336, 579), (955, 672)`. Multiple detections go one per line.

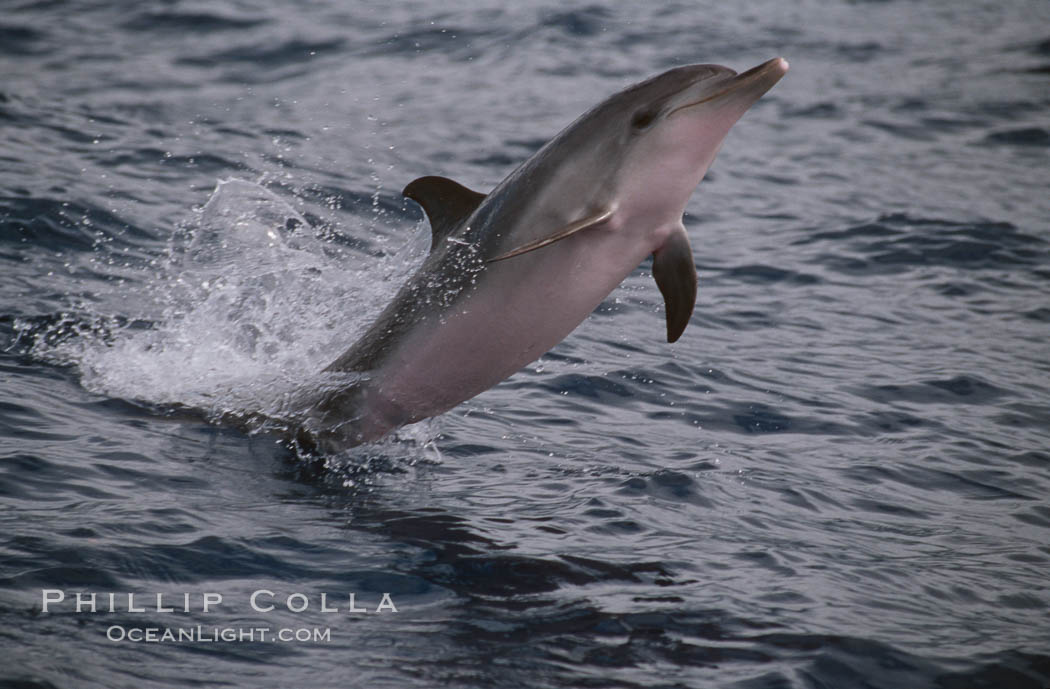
(667, 57), (788, 118)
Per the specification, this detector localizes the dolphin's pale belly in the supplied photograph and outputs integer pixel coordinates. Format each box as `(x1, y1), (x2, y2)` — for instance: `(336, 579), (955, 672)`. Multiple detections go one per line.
(360, 227), (659, 434)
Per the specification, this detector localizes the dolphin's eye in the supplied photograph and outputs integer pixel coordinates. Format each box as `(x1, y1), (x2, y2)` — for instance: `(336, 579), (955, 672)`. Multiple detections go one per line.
(630, 109), (657, 131)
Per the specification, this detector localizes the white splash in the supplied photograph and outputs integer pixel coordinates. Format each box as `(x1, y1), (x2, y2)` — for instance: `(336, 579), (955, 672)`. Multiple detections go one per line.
(55, 179), (426, 440)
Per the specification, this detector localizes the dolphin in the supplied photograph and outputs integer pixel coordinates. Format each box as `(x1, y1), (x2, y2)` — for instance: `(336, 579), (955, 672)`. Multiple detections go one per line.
(299, 57), (789, 451)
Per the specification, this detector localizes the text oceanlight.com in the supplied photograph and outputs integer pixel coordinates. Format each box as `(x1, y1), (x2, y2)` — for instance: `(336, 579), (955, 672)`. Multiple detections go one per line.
(106, 626), (332, 643)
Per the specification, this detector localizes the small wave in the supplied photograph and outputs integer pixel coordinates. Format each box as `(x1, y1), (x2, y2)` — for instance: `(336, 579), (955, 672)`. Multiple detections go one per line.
(120, 10), (268, 33)
(95, 149), (248, 176)
(616, 468), (716, 508)
(364, 26), (495, 61)
(0, 197), (158, 252)
(784, 101), (843, 119)
(850, 374), (1008, 406)
(538, 6), (613, 37)
(798, 213), (1045, 275)
(1029, 37), (1050, 57)
(177, 38), (347, 69)
(863, 119), (937, 142)
(722, 263), (821, 285)
(359, 505), (675, 595)
(982, 127), (1050, 147)
(0, 23), (46, 56)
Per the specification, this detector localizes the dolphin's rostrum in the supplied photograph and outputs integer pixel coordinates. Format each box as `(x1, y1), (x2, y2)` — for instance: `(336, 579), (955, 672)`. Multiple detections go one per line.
(302, 57), (789, 451)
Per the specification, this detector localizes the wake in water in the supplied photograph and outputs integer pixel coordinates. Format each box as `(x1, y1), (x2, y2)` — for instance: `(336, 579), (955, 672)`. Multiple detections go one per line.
(15, 179), (436, 457)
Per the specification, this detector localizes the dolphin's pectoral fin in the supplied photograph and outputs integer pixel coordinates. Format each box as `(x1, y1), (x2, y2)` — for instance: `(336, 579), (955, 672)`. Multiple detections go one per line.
(487, 208), (615, 263)
(403, 176), (487, 250)
(652, 225), (698, 343)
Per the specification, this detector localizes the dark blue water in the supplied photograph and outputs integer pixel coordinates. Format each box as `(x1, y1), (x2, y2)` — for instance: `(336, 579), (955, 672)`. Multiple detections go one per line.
(3, 1), (1049, 687)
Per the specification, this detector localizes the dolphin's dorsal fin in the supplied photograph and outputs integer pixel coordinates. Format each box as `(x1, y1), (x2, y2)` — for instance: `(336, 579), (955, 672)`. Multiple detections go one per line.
(487, 207), (615, 263)
(403, 176), (486, 250)
(652, 225), (697, 343)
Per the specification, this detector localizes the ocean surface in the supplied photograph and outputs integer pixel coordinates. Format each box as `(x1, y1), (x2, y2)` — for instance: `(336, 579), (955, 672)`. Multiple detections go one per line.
(2, 1), (1049, 687)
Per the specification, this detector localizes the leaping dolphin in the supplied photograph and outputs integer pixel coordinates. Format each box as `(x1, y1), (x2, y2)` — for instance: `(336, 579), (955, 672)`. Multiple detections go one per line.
(300, 57), (789, 451)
